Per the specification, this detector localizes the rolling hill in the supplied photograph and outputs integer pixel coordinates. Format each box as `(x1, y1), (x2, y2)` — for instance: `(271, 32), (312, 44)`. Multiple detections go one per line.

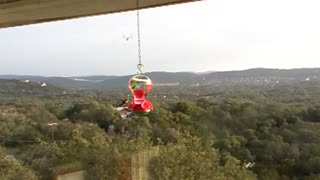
(0, 68), (319, 89)
(0, 79), (67, 98)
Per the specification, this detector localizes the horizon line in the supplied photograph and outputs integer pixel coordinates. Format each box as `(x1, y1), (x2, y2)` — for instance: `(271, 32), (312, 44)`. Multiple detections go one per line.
(0, 67), (319, 77)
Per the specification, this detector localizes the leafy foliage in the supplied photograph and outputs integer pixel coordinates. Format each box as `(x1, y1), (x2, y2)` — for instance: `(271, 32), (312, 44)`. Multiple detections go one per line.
(0, 78), (320, 179)
(0, 146), (36, 180)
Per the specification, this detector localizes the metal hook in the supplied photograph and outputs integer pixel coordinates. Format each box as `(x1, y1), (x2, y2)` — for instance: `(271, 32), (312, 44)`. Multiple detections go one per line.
(137, 63), (143, 74)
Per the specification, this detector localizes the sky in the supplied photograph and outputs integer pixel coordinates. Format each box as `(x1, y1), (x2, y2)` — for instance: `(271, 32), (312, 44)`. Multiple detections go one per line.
(0, 0), (320, 76)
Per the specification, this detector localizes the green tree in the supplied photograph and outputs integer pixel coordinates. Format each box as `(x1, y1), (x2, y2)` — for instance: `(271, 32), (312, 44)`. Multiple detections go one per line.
(149, 132), (256, 180)
(0, 146), (37, 180)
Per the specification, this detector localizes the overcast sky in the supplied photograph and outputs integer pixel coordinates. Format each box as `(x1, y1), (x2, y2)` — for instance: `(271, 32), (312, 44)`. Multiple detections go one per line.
(0, 0), (320, 76)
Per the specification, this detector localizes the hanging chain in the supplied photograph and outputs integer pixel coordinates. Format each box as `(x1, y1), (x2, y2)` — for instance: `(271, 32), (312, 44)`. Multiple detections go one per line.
(136, 0), (143, 74)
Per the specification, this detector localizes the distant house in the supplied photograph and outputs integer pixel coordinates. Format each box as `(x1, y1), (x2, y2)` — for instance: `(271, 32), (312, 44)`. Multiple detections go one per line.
(21, 80), (30, 83)
(245, 162), (255, 169)
(40, 82), (47, 87)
